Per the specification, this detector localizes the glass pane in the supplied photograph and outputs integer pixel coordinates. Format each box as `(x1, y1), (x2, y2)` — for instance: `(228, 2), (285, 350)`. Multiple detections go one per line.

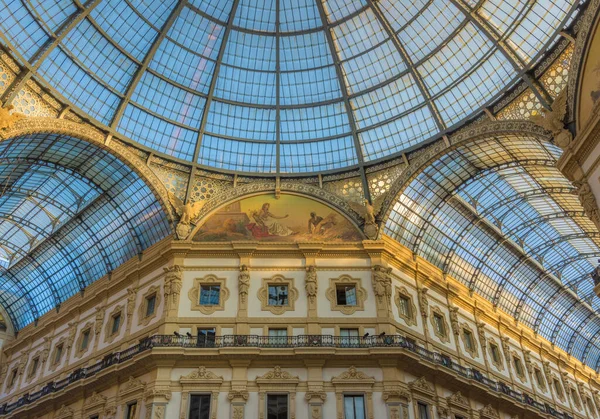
(189, 394), (211, 419)
(346, 287), (357, 305)
(146, 295), (156, 316)
(267, 394), (288, 419)
(112, 314), (121, 334)
(197, 328), (216, 347)
(268, 285), (288, 306)
(200, 285), (221, 305)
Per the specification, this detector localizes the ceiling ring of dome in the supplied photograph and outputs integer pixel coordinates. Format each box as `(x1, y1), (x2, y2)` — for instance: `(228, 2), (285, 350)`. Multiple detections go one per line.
(0, 133), (172, 330)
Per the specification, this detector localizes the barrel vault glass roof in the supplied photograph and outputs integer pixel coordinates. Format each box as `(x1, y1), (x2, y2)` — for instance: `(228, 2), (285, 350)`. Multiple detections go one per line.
(0, 134), (171, 330)
(385, 136), (600, 369)
(0, 0), (582, 173)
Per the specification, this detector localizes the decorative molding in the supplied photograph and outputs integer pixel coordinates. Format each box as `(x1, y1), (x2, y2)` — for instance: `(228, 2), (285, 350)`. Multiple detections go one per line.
(372, 264), (393, 302)
(228, 390), (249, 402)
(446, 391), (469, 409)
(238, 264), (250, 304)
(48, 336), (67, 373)
(479, 404), (500, 419)
(305, 391), (327, 402)
(137, 285), (161, 327)
(487, 338), (505, 371)
(74, 322), (93, 359)
(119, 376), (146, 399)
(325, 275), (367, 315)
(180, 366), (224, 384)
(417, 287), (429, 318)
(394, 286), (417, 326)
(382, 388), (411, 403)
(429, 306), (450, 343)
(126, 287), (138, 317)
(104, 304), (124, 345)
(188, 275), (230, 315)
(459, 322), (479, 359)
(256, 366), (299, 383)
(305, 265), (318, 303)
(164, 265), (183, 313)
(409, 376), (435, 397)
(55, 404), (74, 419)
(331, 366), (375, 384)
(257, 275), (298, 315)
(94, 306), (105, 336)
(84, 391), (107, 413)
(144, 387), (172, 402)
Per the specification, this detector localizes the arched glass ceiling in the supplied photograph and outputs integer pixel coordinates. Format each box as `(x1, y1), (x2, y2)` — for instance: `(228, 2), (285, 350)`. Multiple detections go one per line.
(0, 0), (581, 173)
(0, 134), (171, 330)
(385, 136), (600, 369)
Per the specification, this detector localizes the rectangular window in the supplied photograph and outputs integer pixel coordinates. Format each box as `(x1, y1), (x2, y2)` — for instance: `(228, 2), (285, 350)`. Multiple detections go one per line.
(267, 394), (288, 419)
(513, 356), (524, 376)
(268, 285), (288, 306)
(8, 369), (17, 387)
(111, 313), (121, 335)
(534, 368), (545, 387)
(554, 378), (564, 398)
(417, 402), (430, 419)
(463, 329), (474, 352)
(54, 343), (63, 365)
(200, 285), (221, 305)
(268, 329), (288, 346)
(126, 402), (138, 419)
(340, 328), (360, 347)
(189, 394), (211, 419)
(490, 343), (501, 364)
(80, 329), (90, 351)
(197, 328), (216, 347)
(145, 294), (156, 317)
(398, 294), (411, 317)
(433, 313), (445, 336)
(344, 395), (366, 419)
(28, 357), (39, 378)
(336, 285), (357, 306)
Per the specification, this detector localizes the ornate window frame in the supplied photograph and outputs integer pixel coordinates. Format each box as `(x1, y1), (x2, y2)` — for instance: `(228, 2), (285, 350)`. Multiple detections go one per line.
(5, 366), (18, 392)
(394, 286), (417, 326)
(83, 391), (107, 419)
(256, 366), (299, 419)
(119, 376), (146, 416)
(48, 336), (67, 373)
(429, 306), (450, 343)
(325, 275), (367, 315)
(511, 351), (527, 382)
(138, 286), (161, 327)
(409, 377), (436, 419)
(570, 385), (582, 410)
(331, 366), (375, 419)
(74, 322), (93, 359)
(25, 351), (41, 383)
(104, 304), (124, 345)
(258, 275), (298, 315)
(533, 365), (547, 392)
(188, 275), (230, 315)
(179, 366), (223, 419)
(487, 338), (504, 371)
(552, 375), (566, 402)
(460, 323), (479, 358)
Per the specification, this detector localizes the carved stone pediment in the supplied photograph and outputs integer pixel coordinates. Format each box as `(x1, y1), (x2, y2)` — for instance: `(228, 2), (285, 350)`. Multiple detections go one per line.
(144, 387), (172, 402)
(479, 404), (500, 419)
(119, 376), (146, 398)
(331, 366), (375, 385)
(409, 376), (435, 397)
(382, 387), (411, 402)
(84, 391), (107, 411)
(180, 366), (224, 384)
(256, 366), (299, 384)
(447, 391), (469, 409)
(55, 404), (74, 419)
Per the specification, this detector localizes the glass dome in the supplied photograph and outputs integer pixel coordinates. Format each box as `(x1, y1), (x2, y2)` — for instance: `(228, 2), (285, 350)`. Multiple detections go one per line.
(0, 0), (581, 173)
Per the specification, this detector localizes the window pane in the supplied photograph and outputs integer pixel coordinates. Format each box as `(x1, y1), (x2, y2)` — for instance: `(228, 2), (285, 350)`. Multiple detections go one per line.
(197, 328), (216, 347)
(146, 295), (156, 316)
(344, 395), (365, 419)
(268, 285), (288, 306)
(200, 285), (221, 305)
(126, 402), (138, 419)
(112, 314), (121, 334)
(346, 287), (357, 305)
(418, 402), (430, 419)
(189, 394), (211, 419)
(81, 330), (90, 350)
(267, 394), (288, 419)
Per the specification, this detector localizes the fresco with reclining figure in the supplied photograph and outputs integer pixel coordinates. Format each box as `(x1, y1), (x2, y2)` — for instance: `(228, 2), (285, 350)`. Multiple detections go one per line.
(192, 194), (362, 242)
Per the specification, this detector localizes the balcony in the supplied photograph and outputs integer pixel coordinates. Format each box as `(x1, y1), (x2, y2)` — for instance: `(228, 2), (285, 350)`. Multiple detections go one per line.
(0, 334), (573, 418)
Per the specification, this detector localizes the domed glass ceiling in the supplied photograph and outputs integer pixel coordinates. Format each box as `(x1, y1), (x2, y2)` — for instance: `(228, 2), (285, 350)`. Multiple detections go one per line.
(0, 0), (581, 173)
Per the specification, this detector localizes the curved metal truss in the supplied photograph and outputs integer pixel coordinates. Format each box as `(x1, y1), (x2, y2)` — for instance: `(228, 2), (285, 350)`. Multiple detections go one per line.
(0, 133), (171, 330)
(0, 0), (581, 179)
(384, 134), (600, 370)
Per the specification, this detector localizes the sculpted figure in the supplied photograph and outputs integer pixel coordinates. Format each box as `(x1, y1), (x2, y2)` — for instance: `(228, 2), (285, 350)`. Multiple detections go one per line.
(305, 265), (318, 301)
(0, 105), (24, 130)
(238, 265), (250, 302)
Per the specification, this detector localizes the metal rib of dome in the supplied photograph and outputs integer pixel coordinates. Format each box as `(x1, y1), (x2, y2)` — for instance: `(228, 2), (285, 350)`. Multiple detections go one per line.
(0, 0), (581, 173)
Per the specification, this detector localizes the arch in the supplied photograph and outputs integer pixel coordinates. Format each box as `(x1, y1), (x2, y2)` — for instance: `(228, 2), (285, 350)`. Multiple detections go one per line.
(0, 127), (173, 330)
(381, 123), (600, 370)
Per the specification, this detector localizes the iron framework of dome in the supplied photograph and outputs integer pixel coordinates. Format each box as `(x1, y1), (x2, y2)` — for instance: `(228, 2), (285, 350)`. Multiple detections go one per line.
(0, 0), (583, 173)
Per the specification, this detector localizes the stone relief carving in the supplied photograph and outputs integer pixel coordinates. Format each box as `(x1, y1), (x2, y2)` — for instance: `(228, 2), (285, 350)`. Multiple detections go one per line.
(94, 307), (105, 335)
(0, 105), (24, 130)
(238, 264), (250, 303)
(126, 287), (138, 317)
(164, 265), (183, 310)
(346, 192), (388, 239)
(305, 265), (318, 302)
(372, 264), (392, 301)
(530, 89), (572, 149)
(573, 179), (600, 228)
(167, 191), (205, 239)
(418, 287), (429, 318)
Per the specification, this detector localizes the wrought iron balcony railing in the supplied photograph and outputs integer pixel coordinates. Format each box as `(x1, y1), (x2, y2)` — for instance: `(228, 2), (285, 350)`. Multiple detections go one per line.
(0, 334), (573, 419)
